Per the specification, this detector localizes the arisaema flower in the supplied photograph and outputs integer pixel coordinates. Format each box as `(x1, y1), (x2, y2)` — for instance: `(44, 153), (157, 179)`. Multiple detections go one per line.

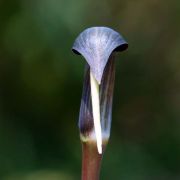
(72, 27), (128, 180)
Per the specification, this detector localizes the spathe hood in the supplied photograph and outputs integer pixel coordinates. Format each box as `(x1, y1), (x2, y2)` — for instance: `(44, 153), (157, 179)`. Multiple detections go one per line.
(72, 27), (128, 84)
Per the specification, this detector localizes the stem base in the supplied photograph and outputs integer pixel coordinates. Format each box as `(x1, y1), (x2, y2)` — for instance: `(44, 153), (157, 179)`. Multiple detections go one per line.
(81, 141), (105, 180)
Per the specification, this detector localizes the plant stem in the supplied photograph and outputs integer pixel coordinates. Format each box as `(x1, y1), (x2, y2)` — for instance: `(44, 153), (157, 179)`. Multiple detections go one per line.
(81, 141), (105, 180)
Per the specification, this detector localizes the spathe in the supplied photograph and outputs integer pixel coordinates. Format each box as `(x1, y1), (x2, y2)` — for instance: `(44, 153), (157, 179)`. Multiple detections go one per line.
(72, 26), (128, 178)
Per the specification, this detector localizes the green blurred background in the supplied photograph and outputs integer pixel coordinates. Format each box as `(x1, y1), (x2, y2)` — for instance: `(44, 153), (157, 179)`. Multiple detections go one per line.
(0, 0), (180, 179)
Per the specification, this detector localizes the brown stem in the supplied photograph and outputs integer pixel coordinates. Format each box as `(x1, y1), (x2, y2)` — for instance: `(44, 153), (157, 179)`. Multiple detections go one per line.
(81, 141), (106, 180)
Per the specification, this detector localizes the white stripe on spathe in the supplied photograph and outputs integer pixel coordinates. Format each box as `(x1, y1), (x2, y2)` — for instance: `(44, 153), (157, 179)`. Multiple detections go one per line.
(90, 71), (102, 154)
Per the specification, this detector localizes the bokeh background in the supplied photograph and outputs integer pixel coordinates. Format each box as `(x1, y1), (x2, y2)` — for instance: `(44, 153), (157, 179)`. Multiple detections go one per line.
(0, 0), (180, 179)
